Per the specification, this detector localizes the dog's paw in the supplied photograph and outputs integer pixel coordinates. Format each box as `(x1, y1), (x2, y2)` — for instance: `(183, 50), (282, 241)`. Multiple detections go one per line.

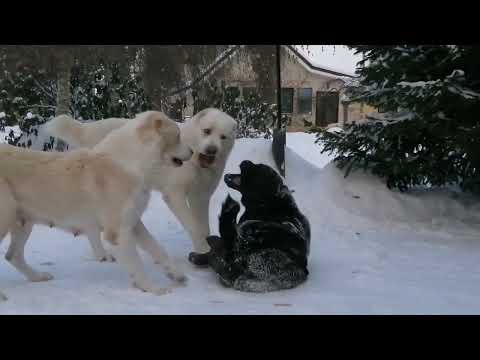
(133, 281), (172, 296)
(223, 196), (240, 213)
(188, 252), (209, 266)
(166, 267), (188, 283)
(30, 272), (54, 282)
(98, 254), (116, 263)
(206, 235), (224, 250)
(152, 287), (173, 296)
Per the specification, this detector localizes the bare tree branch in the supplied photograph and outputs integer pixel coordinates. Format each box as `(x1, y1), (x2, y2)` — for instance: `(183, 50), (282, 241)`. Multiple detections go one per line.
(165, 45), (244, 98)
(31, 75), (56, 102)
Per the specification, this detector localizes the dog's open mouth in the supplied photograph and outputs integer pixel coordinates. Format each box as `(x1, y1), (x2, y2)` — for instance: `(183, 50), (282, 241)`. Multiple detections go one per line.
(198, 153), (216, 168)
(172, 157), (184, 167)
(224, 173), (241, 189)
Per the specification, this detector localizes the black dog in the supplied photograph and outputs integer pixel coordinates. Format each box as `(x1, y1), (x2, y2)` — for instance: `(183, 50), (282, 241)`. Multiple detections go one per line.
(189, 160), (310, 292)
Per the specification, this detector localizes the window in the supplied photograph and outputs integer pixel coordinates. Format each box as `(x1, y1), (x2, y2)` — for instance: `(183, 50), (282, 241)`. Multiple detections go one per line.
(281, 88), (294, 113)
(226, 86), (240, 99)
(297, 88), (312, 114)
(242, 87), (256, 99)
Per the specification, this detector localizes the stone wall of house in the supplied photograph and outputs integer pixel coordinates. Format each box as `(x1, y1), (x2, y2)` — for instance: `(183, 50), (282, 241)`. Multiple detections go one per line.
(344, 102), (378, 124)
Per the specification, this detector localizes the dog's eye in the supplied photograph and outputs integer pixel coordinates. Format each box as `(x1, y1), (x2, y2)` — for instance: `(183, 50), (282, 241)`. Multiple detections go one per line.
(203, 129), (211, 135)
(221, 135), (227, 140)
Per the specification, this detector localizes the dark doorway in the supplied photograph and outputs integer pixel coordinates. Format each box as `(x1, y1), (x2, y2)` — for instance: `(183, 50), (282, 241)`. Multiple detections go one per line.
(316, 91), (339, 127)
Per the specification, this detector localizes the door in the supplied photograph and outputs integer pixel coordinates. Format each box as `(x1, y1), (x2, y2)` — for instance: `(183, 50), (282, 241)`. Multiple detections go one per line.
(316, 91), (339, 127)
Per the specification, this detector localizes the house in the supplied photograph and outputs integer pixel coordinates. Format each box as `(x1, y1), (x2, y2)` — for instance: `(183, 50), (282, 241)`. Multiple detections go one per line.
(181, 45), (375, 130)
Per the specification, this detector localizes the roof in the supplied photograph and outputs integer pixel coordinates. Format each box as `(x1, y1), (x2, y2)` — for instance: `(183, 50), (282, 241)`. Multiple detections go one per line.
(166, 45), (356, 98)
(285, 45), (356, 79)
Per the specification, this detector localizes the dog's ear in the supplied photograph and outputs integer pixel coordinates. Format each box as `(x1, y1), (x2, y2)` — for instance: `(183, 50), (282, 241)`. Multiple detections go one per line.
(137, 111), (166, 141)
(277, 184), (291, 198)
(193, 109), (209, 121)
(153, 116), (163, 134)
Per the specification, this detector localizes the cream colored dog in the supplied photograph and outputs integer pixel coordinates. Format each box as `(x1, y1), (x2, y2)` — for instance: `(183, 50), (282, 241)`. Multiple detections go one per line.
(46, 108), (237, 254)
(0, 111), (192, 301)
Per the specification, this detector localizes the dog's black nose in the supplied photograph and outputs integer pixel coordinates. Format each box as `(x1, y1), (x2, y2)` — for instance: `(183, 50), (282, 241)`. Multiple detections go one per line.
(205, 145), (218, 155)
(240, 160), (254, 169)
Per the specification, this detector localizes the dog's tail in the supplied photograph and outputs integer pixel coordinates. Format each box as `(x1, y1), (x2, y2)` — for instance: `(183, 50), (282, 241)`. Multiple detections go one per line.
(44, 114), (84, 148)
(219, 195), (240, 250)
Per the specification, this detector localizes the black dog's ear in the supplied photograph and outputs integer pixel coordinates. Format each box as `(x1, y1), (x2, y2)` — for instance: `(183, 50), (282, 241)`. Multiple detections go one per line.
(277, 184), (292, 198)
(240, 160), (254, 170)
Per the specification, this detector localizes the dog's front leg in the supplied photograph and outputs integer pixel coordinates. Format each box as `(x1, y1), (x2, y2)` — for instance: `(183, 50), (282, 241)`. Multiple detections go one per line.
(163, 188), (210, 253)
(111, 225), (171, 296)
(186, 191), (211, 253)
(86, 230), (115, 262)
(133, 221), (186, 283)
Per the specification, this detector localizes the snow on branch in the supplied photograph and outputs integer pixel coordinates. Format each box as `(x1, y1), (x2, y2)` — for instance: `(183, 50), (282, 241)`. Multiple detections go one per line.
(165, 45), (244, 98)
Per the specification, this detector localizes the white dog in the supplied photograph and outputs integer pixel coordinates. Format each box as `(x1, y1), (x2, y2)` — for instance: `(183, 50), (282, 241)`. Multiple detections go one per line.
(0, 111), (192, 301)
(45, 108), (237, 254)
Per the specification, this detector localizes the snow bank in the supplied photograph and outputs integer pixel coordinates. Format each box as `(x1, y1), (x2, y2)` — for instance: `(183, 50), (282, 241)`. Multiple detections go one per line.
(286, 132), (333, 169)
(286, 132), (480, 236)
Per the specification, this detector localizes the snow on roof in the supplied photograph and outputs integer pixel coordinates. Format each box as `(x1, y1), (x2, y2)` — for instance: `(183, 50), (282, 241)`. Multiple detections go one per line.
(288, 45), (356, 79)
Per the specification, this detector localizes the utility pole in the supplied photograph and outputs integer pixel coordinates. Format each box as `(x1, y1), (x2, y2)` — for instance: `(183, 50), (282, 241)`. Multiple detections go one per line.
(272, 44), (285, 177)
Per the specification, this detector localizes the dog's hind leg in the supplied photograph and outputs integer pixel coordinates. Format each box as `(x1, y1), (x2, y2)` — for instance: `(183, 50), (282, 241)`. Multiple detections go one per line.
(86, 230), (115, 262)
(6, 221), (54, 282)
(1, 181), (44, 299)
(233, 250), (308, 292)
(0, 222), (10, 301)
(133, 221), (187, 283)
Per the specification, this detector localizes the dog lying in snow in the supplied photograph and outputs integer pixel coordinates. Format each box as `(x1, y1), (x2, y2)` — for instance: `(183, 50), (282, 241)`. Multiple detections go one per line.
(0, 111), (192, 301)
(189, 160), (310, 292)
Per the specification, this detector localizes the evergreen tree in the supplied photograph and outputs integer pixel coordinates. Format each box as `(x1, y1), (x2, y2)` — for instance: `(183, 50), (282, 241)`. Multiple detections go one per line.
(221, 86), (279, 139)
(317, 45), (480, 193)
(191, 80), (282, 139)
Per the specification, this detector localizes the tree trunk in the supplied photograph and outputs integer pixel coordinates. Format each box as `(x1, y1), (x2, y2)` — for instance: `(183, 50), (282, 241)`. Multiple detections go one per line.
(249, 45), (277, 104)
(143, 46), (187, 117)
(55, 62), (72, 151)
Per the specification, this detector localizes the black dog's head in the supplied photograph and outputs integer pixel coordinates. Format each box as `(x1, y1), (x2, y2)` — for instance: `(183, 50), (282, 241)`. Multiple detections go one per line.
(224, 160), (285, 205)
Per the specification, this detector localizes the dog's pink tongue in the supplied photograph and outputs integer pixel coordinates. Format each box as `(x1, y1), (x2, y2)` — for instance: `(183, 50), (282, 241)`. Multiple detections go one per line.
(198, 153), (215, 168)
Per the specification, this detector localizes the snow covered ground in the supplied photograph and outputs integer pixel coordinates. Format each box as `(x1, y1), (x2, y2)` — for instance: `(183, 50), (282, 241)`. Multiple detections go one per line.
(1, 130), (480, 314)
(1, 125), (20, 144)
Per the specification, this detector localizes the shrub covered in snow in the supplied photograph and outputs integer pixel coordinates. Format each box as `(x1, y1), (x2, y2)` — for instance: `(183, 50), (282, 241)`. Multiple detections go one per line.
(192, 80), (285, 139)
(70, 62), (151, 121)
(1, 61), (151, 150)
(317, 45), (480, 194)
(221, 87), (278, 139)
